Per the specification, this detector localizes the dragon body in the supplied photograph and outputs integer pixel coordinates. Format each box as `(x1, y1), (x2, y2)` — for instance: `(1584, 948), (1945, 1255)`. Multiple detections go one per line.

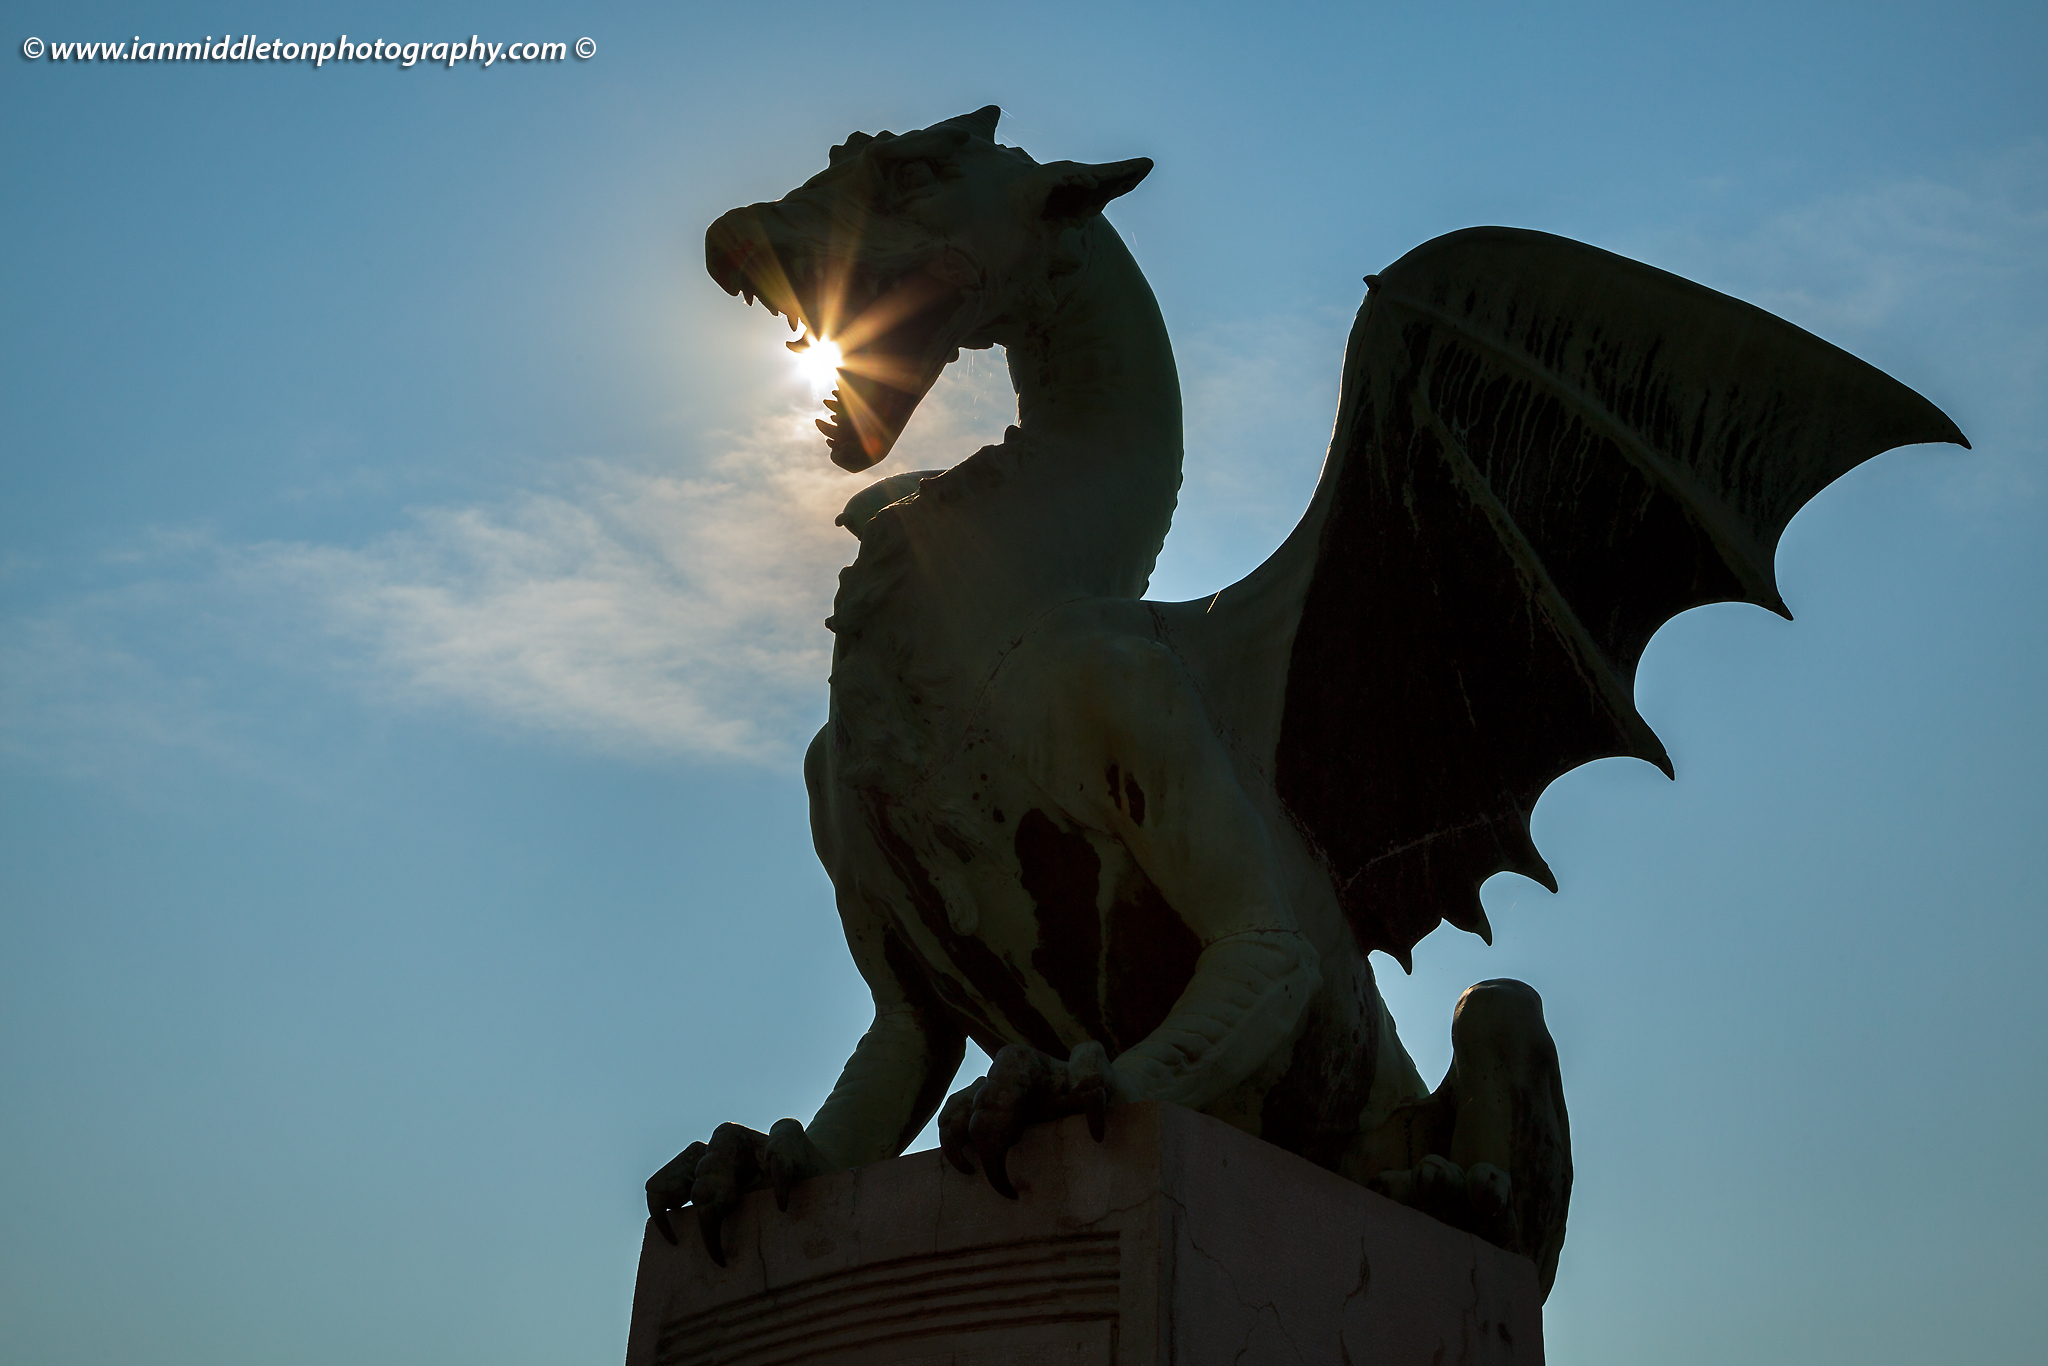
(649, 107), (1965, 1298)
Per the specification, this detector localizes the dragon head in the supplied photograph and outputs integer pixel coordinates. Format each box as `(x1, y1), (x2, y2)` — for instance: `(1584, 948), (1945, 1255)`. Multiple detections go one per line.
(705, 105), (1152, 471)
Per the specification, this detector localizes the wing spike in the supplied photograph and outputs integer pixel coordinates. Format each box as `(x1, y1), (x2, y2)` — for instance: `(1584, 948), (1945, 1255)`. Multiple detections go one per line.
(1444, 896), (1495, 945)
(1502, 818), (1559, 894)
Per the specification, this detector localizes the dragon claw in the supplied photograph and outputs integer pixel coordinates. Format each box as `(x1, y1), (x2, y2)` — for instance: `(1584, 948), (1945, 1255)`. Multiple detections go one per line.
(1367, 1155), (1521, 1254)
(1068, 1041), (1111, 1143)
(939, 1042), (1116, 1199)
(642, 1119), (837, 1262)
(937, 1078), (983, 1176)
(696, 1201), (729, 1267)
(687, 1123), (767, 1268)
(982, 1146), (1019, 1201)
(647, 1190), (677, 1246)
(765, 1117), (831, 1213)
(643, 1140), (709, 1248)
(968, 1045), (1047, 1198)
(642, 1127), (780, 1267)
(769, 1160), (799, 1213)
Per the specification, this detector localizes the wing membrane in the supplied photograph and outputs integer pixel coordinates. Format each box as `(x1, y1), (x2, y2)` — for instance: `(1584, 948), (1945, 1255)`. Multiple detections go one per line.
(1168, 227), (1966, 964)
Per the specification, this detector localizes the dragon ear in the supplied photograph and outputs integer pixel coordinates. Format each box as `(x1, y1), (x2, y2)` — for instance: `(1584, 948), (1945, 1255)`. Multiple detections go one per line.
(829, 131), (875, 164)
(1039, 158), (1154, 223)
(938, 105), (1001, 140)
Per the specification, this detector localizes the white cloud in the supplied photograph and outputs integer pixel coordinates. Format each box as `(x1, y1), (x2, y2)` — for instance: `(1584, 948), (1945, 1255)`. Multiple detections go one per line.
(228, 355), (1021, 768)
(1645, 141), (2047, 508)
(1643, 142), (2045, 323)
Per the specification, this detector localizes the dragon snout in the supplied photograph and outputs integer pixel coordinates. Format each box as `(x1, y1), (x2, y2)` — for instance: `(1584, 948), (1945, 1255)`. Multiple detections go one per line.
(704, 206), (807, 322)
(704, 208), (767, 295)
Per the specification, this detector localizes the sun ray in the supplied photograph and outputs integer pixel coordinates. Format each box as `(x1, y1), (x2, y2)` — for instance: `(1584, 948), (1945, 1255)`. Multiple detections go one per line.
(791, 335), (844, 394)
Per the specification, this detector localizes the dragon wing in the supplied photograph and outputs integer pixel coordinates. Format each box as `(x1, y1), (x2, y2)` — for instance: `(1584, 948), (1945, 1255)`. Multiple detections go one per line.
(1153, 226), (1967, 968)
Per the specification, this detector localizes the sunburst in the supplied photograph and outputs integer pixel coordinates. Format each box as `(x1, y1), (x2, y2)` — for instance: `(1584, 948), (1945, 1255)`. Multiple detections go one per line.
(790, 335), (844, 395)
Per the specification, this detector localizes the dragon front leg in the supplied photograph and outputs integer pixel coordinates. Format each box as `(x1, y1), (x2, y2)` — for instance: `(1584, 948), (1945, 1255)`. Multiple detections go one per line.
(644, 1006), (963, 1264)
(941, 630), (1323, 1194)
(646, 731), (970, 1265)
(936, 926), (1321, 1196)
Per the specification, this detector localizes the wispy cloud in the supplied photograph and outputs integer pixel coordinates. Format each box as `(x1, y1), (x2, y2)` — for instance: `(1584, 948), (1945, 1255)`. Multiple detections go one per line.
(4, 353), (1020, 784)
(246, 429), (845, 765)
(1688, 142), (2047, 338)
(228, 355), (1021, 768)
(1644, 141), (2047, 507)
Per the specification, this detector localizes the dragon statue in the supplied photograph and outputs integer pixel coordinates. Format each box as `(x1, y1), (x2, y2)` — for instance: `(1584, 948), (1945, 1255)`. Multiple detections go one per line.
(647, 106), (1965, 1298)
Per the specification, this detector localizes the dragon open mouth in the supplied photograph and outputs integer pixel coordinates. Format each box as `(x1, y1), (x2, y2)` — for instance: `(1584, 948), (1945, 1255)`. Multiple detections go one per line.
(806, 272), (964, 472)
(707, 210), (969, 473)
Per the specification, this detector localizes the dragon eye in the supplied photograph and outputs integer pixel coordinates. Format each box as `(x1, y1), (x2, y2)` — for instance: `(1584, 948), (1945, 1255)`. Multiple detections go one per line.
(892, 160), (939, 195)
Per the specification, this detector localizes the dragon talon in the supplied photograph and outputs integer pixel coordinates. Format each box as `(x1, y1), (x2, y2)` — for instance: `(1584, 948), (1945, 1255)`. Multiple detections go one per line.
(1068, 1041), (1111, 1143)
(765, 1117), (829, 1213)
(650, 1202), (678, 1247)
(696, 1203), (728, 1268)
(937, 1076), (985, 1176)
(984, 1149), (1019, 1201)
(643, 1142), (706, 1248)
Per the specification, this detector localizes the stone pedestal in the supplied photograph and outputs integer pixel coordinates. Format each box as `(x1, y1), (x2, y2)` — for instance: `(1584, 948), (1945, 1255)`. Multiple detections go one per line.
(626, 1101), (1541, 1366)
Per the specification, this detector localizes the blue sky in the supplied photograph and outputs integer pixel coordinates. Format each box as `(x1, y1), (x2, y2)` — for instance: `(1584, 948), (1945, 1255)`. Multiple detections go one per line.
(3, 2), (2043, 1362)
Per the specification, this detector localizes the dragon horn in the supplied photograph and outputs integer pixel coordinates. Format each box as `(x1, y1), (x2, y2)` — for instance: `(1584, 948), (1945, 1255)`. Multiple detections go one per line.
(939, 105), (1001, 140)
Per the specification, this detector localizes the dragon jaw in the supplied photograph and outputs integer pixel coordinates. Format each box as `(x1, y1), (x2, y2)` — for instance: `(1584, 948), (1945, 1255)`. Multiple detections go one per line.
(705, 106), (1153, 472)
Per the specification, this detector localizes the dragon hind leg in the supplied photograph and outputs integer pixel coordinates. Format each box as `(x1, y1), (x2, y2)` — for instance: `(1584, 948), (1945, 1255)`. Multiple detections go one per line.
(1344, 979), (1572, 1299)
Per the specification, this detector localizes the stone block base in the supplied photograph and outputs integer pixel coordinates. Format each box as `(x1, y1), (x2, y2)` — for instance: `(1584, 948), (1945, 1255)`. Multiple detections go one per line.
(625, 1101), (1541, 1365)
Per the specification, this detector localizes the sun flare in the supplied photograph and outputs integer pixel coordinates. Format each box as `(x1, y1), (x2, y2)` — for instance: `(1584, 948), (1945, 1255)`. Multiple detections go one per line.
(793, 336), (844, 394)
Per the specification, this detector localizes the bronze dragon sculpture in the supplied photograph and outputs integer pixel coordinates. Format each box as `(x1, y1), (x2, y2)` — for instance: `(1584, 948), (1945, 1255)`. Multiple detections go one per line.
(647, 106), (1965, 1297)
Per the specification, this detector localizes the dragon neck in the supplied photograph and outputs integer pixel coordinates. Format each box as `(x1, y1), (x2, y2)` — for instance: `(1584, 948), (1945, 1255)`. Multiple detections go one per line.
(993, 217), (1184, 599)
(827, 219), (1182, 783)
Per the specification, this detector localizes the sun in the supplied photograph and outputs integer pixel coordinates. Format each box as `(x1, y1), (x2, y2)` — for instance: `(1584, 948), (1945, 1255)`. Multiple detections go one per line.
(792, 335), (844, 394)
